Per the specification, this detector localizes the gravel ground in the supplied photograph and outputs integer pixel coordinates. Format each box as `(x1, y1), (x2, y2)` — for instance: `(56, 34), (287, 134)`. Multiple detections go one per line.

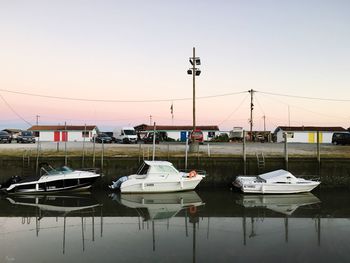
(1, 141), (350, 157)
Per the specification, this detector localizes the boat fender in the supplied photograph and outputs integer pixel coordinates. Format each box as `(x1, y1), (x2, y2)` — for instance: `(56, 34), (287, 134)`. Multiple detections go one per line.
(189, 205), (197, 214)
(188, 170), (197, 178)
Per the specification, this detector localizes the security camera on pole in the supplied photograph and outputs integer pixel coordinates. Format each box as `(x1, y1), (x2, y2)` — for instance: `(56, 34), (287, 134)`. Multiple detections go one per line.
(187, 47), (201, 153)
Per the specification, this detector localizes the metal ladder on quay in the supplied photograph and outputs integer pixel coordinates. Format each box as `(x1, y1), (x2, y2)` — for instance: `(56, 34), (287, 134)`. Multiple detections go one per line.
(256, 152), (265, 173)
(22, 150), (33, 177)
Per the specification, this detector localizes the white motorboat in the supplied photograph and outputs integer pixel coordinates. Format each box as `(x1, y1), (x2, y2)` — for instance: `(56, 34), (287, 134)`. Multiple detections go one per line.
(233, 169), (320, 194)
(109, 160), (205, 193)
(112, 191), (204, 221)
(236, 193), (321, 215)
(0, 164), (101, 194)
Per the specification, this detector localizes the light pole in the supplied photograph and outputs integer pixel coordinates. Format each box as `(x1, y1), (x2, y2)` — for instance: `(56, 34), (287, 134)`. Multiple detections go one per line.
(187, 47), (201, 152)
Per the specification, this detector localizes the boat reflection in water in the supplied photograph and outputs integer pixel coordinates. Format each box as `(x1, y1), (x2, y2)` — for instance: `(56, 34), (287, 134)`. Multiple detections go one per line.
(236, 192), (321, 216)
(236, 192), (322, 246)
(111, 191), (204, 261)
(111, 191), (204, 221)
(5, 194), (103, 254)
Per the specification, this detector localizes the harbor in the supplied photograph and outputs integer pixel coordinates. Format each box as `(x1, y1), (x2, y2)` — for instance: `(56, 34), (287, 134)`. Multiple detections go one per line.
(0, 141), (350, 188)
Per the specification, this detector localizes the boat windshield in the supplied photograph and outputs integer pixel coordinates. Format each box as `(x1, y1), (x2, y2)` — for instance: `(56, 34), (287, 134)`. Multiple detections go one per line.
(137, 163), (150, 175)
(148, 165), (178, 174)
(56, 166), (74, 173)
(44, 166), (74, 175)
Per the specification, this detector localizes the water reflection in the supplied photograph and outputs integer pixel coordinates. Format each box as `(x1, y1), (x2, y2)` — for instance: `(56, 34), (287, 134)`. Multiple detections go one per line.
(111, 191), (204, 262)
(2, 194), (103, 256)
(1, 190), (350, 262)
(111, 191), (204, 221)
(235, 193), (323, 248)
(236, 193), (321, 215)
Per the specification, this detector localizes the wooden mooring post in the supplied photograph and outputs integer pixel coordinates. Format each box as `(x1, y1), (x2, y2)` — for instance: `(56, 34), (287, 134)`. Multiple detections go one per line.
(243, 130), (246, 175)
(284, 132), (288, 171)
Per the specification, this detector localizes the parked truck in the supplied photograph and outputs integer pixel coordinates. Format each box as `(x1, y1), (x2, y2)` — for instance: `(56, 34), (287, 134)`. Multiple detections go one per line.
(229, 127), (244, 142)
(113, 127), (137, 144)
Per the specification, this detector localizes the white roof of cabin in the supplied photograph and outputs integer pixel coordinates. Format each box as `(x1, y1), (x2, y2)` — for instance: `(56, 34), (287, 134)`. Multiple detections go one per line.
(258, 169), (297, 183)
(144, 161), (173, 166)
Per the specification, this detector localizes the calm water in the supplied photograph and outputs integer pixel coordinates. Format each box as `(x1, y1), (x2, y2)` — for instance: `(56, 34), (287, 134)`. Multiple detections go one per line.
(1, 189), (350, 263)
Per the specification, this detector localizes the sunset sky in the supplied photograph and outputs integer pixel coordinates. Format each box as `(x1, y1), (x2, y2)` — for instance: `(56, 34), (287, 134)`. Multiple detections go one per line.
(1, 0), (350, 132)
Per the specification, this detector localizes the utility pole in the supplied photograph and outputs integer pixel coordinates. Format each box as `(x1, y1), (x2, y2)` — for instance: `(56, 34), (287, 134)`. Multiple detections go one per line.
(249, 89), (254, 141)
(263, 115), (266, 132)
(35, 115), (40, 175)
(192, 47), (196, 132)
(187, 47), (201, 152)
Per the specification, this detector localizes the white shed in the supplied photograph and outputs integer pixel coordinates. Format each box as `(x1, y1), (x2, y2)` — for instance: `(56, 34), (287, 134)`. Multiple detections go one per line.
(274, 126), (347, 143)
(28, 125), (98, 142)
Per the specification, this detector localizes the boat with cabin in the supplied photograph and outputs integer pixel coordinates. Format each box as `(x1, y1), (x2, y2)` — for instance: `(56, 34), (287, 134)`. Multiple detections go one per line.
(109, 160), (205, 193)
(0, 164), (101, 194)
(233, 169), (320, 194)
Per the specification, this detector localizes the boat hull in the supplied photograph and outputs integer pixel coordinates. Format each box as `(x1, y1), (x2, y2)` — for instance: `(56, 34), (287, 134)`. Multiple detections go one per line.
(234, 179), (320, 194)
(2, 172), (100, 194)
(120, 176), (203, 193)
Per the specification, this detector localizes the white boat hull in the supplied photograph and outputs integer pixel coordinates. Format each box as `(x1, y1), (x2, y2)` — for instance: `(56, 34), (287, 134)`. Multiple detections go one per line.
(237, 181), (320, 194)
(120, 176), (203, 193)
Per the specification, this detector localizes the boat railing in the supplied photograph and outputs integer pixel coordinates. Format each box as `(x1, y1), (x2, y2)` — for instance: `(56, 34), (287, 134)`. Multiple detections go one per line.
(179, 169), (207, 176)
(80, 167), (100, 174)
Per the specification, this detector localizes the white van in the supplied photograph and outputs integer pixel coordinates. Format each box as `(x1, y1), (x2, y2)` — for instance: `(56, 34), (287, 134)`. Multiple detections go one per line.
(114, 127), (138, 144)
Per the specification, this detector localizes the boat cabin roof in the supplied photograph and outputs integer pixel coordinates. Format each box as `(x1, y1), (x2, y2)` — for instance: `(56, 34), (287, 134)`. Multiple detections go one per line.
(258, 169), (297, 183)
(144, 161), (173, 166)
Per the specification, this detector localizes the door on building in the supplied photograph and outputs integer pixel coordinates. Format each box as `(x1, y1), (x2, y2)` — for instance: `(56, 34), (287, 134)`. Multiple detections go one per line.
(54, 131), (60, 142)
(62, 131), (68, 142)
(180, 131), (187, 142)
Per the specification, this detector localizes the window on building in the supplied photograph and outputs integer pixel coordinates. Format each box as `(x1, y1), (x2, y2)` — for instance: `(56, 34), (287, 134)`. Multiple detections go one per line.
(82, 131), (89, 138)
(33, 131), (40, 137)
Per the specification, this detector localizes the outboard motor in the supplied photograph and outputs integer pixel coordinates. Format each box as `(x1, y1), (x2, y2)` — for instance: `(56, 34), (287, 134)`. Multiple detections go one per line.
(1, 175), (22, 189)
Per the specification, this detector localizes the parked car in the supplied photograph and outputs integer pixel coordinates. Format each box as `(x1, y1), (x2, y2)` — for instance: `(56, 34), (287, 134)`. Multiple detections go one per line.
(103, 132), (117, 143)
(93, 133), (113, 143)
(0, 131), (12, 143)
(16, 131), (36, 143)
(332, 132), (350, 145)
(143, 132), (160, 144)
(189, 129), (204, 144)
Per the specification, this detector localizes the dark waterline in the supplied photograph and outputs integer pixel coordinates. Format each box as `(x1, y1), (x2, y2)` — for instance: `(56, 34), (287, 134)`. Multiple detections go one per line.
(0, 188), (350, 263)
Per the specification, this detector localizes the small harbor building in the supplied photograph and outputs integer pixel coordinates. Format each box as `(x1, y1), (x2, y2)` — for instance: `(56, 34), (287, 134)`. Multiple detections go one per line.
(135, 124), (220, 141)
(28, 125), (98, 142)
(274, 126), (347, 143)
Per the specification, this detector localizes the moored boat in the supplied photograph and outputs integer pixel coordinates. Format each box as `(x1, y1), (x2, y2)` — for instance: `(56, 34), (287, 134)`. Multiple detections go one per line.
(233, 169), (320, 194)
(109, 160), (205, 193)
(0, 164), (101, 194)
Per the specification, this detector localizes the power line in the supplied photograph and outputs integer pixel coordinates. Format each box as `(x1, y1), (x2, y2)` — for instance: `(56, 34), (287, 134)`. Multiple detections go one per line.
(258, 90), (350, 102)
(0, 93), (32, 126)
(0, 88), (247, 103)
(218, 93), (249, 125)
